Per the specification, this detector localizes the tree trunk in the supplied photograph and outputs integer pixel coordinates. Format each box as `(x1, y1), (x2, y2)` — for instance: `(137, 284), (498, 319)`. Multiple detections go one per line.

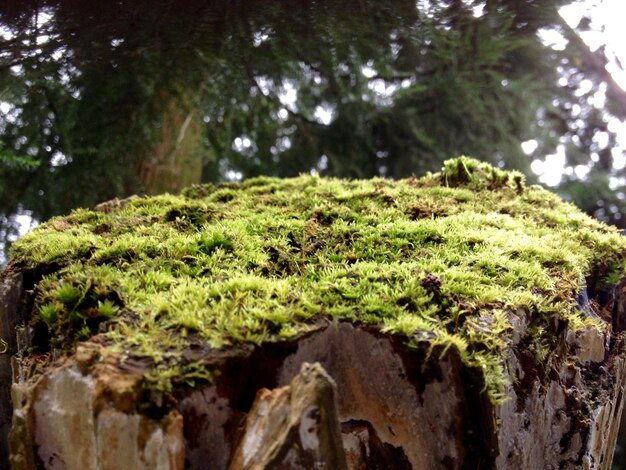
(0, 271), (24, 468)
(134, 93), (204, 196)
(1, 315), (625, 469)
(2, 159), (626, 468)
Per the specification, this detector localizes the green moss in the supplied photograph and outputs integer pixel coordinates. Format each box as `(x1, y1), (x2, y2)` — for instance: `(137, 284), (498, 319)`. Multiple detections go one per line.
(34, 274), (124, 350)
(9, 157), (626, 402)
(439, 156), (525, 193)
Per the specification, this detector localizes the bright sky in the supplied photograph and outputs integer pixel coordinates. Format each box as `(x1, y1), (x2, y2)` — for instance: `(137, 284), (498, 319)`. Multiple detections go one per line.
(563, 1), (626, 88)
(531, 0), (626, 187)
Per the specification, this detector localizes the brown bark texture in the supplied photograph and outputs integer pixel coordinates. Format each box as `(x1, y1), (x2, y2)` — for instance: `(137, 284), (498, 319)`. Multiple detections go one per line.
(1, 276), (625, 470)
(133, 93), (204, 196)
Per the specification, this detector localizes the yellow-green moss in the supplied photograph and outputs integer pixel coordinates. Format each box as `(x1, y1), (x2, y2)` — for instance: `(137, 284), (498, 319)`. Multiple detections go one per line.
(9, 156), (626, 402)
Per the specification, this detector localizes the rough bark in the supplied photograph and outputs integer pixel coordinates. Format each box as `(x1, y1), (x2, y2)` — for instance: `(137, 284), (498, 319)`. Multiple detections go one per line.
(0, 271), (24, 467)
(2, 316), (624, 469)
(9, 341), (185, 470)
(134, 93), (204, 196)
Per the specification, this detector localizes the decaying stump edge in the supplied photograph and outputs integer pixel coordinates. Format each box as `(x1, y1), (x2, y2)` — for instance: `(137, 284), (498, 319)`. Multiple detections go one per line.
(0, 306), (625, 469)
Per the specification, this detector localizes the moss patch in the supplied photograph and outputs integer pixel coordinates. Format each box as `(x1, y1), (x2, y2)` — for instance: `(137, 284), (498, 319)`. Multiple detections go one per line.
(9, 157), (626, 402)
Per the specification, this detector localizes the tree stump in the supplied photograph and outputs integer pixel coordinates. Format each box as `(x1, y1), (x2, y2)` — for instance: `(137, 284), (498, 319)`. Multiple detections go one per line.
(1, 157), (625, 469)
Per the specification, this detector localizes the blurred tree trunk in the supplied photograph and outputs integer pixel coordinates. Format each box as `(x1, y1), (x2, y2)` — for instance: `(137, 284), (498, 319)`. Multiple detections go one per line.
(134, 92), (204, 195)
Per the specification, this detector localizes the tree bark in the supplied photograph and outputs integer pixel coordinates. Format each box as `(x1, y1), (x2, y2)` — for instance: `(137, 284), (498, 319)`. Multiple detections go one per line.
(0, 270), (24, 468)
(1, 315), (624, 469)
(134, 93), (204, 196)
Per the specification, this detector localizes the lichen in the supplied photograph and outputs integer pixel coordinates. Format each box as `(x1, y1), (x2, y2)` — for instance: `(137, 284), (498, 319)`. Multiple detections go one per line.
(9, 157), (626, 402)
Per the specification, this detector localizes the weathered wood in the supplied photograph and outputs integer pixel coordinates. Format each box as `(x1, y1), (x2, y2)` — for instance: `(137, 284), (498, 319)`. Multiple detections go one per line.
(5, 319), (624, 469)
(9, 342), (185, 470)
(0, 271), (24, 469)
(229, 362), (347, 470)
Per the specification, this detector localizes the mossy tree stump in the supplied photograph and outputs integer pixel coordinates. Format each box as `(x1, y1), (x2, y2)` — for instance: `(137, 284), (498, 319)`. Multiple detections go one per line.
(1, 157), (626, 469)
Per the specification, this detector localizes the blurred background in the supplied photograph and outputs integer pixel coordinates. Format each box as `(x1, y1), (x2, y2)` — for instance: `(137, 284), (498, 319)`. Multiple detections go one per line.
(2, 0), (626, 466)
